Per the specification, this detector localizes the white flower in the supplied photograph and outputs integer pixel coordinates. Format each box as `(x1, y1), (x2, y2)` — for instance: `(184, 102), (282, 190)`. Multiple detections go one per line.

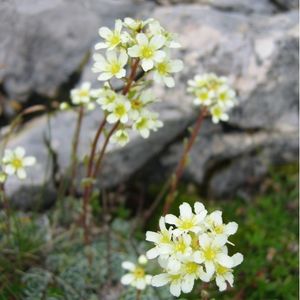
(92, 50), (128, 81)
(194, 234), (233, 276)
(216, 85), (236, 109)
(107, 96), (131, 124)
(152, 272), (183, 297)
(95, 87), (117, 111)
(153, 57), (183, 88)
(148, 20), (181, 49)
(210, 105), (229, 124)
(2, 147), (36, 180)
(146, 217), (173, 259)
(193, 88), (215, 106)
(121, 256), (152, 290)
(215, 253), (243, 291)
(165, 202), (207, 237)
(123, 17), (151, 31)
(129, 90), (158, 120)
(95, 19), (127, 50)
(111, 129), (129, 147)
(70, 82), (96, 110)
(133, 111), (163, 138)
(71, 82), (91, 105)
(205, 210), (238, 238)
(128, 33), (166, 71)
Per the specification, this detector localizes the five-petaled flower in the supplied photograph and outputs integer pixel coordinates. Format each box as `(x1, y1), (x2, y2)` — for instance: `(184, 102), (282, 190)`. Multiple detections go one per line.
(2, 147), (36, 180)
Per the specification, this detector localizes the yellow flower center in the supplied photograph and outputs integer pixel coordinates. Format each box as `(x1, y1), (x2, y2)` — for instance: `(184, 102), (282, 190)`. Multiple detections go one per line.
(184, 262), (199, 275)
(175, 240), (187, 253)
(12, 158), (23, 169)
(216, 264), (228, 275)
(79, 90), (89, 98)
(170, 274), (181, 281)
(131, 99), (142, 110)
(157, 62), (169, 75)
(115, 104), (126, 117)
(203, 247), (216, 261)
(109, 34), (121, 46)
(109, 62), (121, 75)
(141, 46), (154, 59)
(212, 107), (222, 117)
(133, 267), (145, 279)
(214, 224), (224, 234)
(136, 118), (148, 130)
(160, 232), (170, 243)
(179, 219), (194, 230)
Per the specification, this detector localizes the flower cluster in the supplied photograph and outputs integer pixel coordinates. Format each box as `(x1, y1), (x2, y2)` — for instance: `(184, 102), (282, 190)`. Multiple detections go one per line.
(121, 255), (152, 290)
(188, 73), (237, 124)
(1, 147), (36, 180)
(90, 18), (183, 146)
(146, 202), (243, 297)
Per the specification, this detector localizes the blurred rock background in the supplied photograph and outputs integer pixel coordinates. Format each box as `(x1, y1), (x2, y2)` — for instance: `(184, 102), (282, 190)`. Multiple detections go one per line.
(0, 0), (298, 208)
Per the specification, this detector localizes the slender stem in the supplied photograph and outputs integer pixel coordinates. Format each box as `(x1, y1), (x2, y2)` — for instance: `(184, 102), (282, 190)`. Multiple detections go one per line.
(0, 182), (10, 236)
(81, 58), (140, 245)
(163, 108), (207, 214)
(82, 117), (107, 245)
(136, 289), (141, 300)
(92, 121), (120, 178)
(69, 106), (84, 196)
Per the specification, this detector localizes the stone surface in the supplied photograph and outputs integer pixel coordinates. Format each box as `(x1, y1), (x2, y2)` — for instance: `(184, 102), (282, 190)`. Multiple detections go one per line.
(271, 0), (299, 10)
(1, 3), (299, 206)
(0, 0), (152, 103)
(154, 0), (278, 14)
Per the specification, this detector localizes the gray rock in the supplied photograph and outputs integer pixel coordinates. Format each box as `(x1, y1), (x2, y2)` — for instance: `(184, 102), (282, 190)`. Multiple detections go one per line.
(271, 0), (299, 10)
(2, 4), (299, 206)
(0, 0), (152, 103)
(153, 0), (278, 14)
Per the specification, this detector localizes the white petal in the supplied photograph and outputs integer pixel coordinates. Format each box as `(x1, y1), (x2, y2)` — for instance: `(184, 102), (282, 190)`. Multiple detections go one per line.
(107, 113), (118, 124)
(163, 76), (175, 88)
(198, 234), (210, 248)
(115, 19), (122, 33)
(153, 50), (165, 62)
(158, 217), (167, 231)
(99, 27), (112, 39)
(167, 258), (181, 273)
(146, 247), (160, 259)
(128, 45), (140, 58)
(170, 281), (181, 297)
(179, 202), (193, 219)
(4, 165), (15, 175)
(213, 235), (228, 248)
(106, 51), (117, 63)
(232, 253), (244, 267)
(210, 211), (223, 225)
(136, 279), (147, 290)
(170, 60), (183, 73)
(224, 273), (234, 286)
(216, 253), (233, 268)
(122, 261), (135, 271)
(151, 274), (170, 287)
(115, 69), (126, 79)
(97, 72), (112, 81)
(23, 156), (36, 166)
(142, 59), (154, 72)
(146, 231), (161, 243)
(182, 275), (194, 293)
(199, 270), (212, 282)
(194, 202), (205, 214)
(216, 276), (227, 291)
(165, 214), (179, 226)
(136, 33), (148, 46)
(121, 273), (134, 285)
(17, 169), (26, 179)
(193, 251), (204, 264)
(15, 147), (25, 157)
(225, 222), (238, 235)
(93, 53), (106, 66)
(205, 261), (215, 275)
(150, 35), (166, 49)
(94, 42), (107, 50)
(119, 51), (128, 66)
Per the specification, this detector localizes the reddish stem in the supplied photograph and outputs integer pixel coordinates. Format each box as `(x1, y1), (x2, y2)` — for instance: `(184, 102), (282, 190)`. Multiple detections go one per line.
(163, 108), (207, 214)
